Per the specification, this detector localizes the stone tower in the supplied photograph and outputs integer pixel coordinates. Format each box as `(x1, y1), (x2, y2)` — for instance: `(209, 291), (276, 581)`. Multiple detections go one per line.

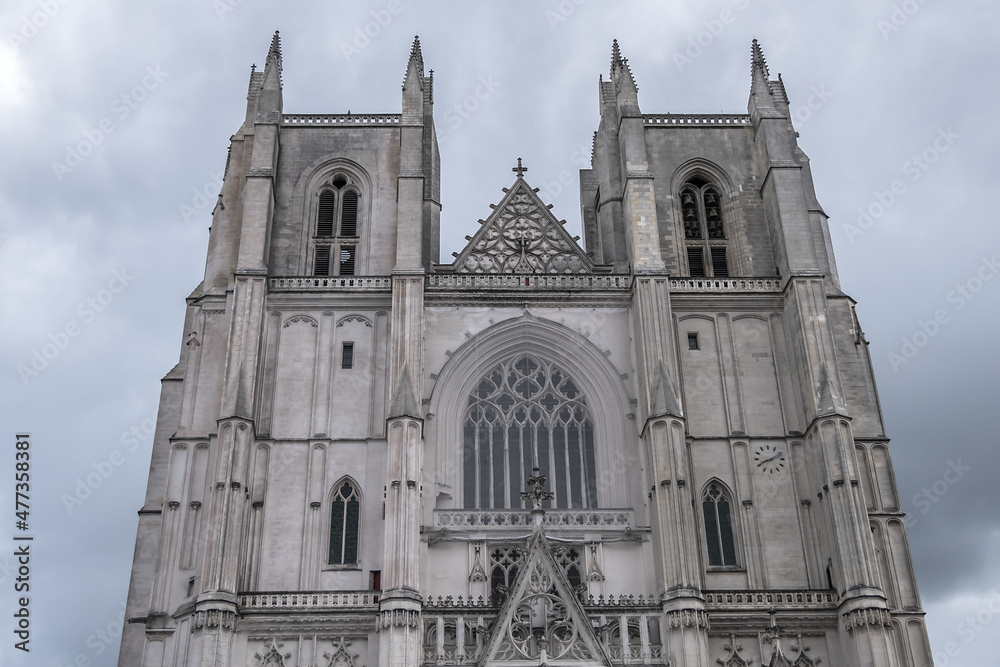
(118, 35), (934, 667)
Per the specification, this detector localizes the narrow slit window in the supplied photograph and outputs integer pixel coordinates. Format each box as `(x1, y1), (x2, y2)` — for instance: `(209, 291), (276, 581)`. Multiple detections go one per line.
(688, 333), (700, 350)
(342, 342), (354, 369)
(314, 246), (331, 276)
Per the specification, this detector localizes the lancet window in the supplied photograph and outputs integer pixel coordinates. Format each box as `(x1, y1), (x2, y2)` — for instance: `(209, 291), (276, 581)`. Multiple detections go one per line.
(328, 480), (361, 566)
(313, 174), (360, 276)
(462, 355), (598, 510)
(702, 481), (738, 567)
(680, 176), (729, 277)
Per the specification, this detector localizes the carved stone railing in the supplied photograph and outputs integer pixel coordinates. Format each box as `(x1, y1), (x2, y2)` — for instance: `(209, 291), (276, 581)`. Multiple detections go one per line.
(268, 276), (392, 291)
(668, 277), (782, 293)
(238, 590), (379, 612)
(644, 114), (751, 126)
(433, 509), (632, 530)
(420, 607), (666, 666)
(427, 274), (631, 291)
(282, 114), (402, 125)
(703, 589), (838, 609)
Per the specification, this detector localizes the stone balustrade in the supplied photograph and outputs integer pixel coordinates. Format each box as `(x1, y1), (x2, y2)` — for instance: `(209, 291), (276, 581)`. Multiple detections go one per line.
(282, 114), (402, 125)
(238, 590), (379, 612)
(643, 114), (751, 126)
(703, 589), (838, 608)
(268, 276), (393, 291)
(668, 277), (782, 293)
(433, 509), (632, 530)
(426, 274), (631, 290)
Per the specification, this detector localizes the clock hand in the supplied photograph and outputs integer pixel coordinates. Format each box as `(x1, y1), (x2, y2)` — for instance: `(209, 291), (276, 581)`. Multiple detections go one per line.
(759, 452), (785, 465)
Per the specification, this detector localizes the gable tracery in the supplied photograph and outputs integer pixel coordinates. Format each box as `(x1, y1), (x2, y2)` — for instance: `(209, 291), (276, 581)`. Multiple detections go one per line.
(454, 179), (592, 274)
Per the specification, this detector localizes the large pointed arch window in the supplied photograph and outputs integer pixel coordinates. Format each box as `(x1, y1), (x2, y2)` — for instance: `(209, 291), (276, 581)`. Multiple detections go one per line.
(313, 174), (360, 277)
(462, 354), (598, 510)
(328, 480), (361, 565)
(680, 177), (729, 278)
(702, 481), (738, 567)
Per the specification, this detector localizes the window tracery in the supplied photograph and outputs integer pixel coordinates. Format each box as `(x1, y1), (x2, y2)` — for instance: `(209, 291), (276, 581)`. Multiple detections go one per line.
(680, 176), (729, 277)
(314, 173), (360, 276)
(462, 354), (598, 510)
(329, 480), (361, 566)
(703, 481), (738, 567)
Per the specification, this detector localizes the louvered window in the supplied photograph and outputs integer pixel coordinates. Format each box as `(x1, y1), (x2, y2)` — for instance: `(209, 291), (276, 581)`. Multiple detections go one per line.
(688, 247), (706, 277)
(314, 246), (331, 276)
(340, 190), (358, 237)
(312, 175), (362, 276)
(339, 246), (356, 276)
(317, 190), (335, 236)
(711, 247), (729, 277)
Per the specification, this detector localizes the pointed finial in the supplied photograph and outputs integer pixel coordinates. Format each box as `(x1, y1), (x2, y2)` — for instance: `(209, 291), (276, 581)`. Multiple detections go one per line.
(512, 157), (527, 178)
(409, 35), (424, 72)
(609, 39), (638, 93)
(269, 30), (282, 62)
(403, 35), (425, 90)
(751, 38), (769, 79)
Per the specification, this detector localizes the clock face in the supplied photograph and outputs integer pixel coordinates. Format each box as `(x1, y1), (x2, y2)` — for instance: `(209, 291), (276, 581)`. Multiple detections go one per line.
(753, 444), (786, 474)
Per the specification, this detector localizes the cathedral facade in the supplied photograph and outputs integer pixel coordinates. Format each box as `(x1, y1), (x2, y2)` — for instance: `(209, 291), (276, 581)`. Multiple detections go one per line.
(118, 34), (934, 667)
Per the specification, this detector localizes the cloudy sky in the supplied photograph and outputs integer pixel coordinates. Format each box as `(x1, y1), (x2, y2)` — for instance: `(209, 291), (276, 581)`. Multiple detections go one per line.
(1, 1), (997, 665)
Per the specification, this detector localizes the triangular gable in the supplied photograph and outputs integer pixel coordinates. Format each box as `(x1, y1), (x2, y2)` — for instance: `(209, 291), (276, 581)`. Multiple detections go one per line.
(479, 530), (610, 667)
(453, 177), (593, 274)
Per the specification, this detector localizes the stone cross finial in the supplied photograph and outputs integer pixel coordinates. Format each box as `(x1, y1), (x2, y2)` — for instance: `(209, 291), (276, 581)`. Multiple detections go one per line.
(512, 157), (528, 178)
(521, 467), (554, 519)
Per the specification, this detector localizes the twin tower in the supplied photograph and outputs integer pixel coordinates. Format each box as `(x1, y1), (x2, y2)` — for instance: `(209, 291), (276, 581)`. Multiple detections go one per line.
(118, 34), (934, 667)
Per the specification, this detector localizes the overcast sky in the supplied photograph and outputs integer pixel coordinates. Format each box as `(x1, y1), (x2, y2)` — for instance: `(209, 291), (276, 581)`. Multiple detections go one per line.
(1, 1), (997, 666)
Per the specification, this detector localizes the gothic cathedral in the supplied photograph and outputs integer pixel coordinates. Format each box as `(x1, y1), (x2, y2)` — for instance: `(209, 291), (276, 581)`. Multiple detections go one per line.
(118, 34), (934, 667)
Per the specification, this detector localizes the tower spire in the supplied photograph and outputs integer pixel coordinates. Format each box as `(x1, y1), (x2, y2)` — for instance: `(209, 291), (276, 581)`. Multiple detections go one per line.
(609, 38), (638, 94)
(403, 35), (424, 87)
(267, 30), (282, 74)
(751, 38), (769, 83)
